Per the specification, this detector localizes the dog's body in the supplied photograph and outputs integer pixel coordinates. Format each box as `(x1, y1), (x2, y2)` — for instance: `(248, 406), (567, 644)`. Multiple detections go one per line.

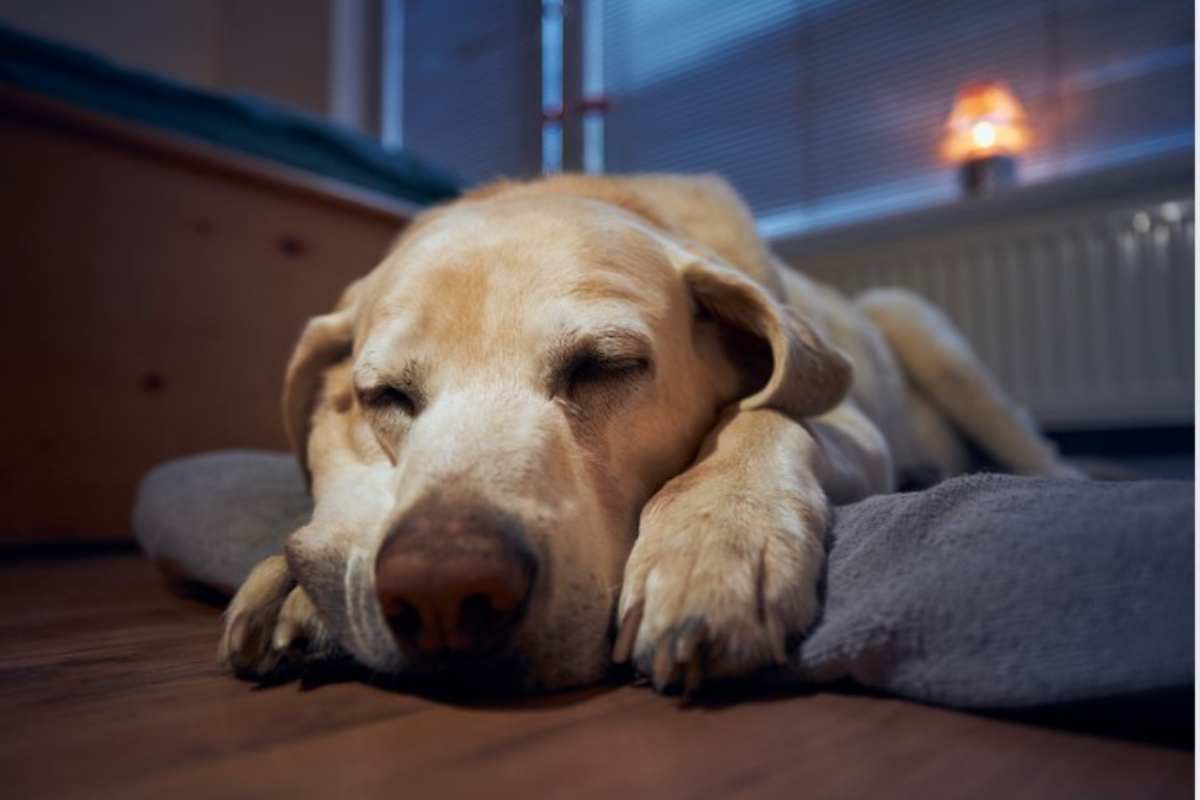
(219, 174), (1078, 692)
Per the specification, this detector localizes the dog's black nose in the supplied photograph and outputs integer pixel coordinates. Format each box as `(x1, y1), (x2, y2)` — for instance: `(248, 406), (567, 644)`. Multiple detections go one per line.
(374, 504), (537, 658)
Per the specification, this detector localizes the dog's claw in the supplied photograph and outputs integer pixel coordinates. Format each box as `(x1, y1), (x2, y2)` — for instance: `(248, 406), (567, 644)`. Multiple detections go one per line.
(612, 600), (643, 664)
(682, 650), (705, 698)
(227, 616), (248, 654)
(222, 616), (282, 677)
(271, 584), (331, 663)
(651, 640), (678, 691)
(271, 617), (300, 654)
(637, 619), (713, 695)
(672, 619), (706, 664)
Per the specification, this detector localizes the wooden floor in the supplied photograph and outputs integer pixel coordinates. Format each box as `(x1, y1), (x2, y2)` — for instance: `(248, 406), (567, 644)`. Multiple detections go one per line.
(1, 552), (1191, 799)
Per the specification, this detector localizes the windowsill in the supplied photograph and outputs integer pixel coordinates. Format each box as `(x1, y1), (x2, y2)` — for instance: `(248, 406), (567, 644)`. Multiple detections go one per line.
(768, 152), (1194, 261)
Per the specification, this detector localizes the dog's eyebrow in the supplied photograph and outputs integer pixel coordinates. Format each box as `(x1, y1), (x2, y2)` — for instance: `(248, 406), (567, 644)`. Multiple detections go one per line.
(353, 359), (430, 395)
(567, 274), (645, 304)
(554, 327), (652, 361)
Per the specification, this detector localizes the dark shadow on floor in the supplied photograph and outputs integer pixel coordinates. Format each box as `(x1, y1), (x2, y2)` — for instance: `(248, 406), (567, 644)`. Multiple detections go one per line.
(243, 654), (628, 711)
(680, 675), (1194, 751)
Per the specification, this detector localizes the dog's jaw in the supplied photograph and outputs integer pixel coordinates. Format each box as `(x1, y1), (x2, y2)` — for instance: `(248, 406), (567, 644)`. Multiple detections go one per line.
(343, 546), (407, 672)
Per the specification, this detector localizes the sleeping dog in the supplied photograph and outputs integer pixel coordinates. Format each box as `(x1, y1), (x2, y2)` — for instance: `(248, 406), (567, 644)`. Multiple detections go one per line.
(218, 174), (1079, 692)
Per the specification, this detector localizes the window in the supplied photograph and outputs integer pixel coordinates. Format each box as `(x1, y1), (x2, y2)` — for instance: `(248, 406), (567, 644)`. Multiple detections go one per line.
(388, 0), (543, 184)
(383, 0), (1193, 234)
(597, 0), (1194, 235)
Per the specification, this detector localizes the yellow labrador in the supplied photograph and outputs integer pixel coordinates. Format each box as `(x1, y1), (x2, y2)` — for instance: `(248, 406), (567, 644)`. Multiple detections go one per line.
(218, 174), (1078, 692)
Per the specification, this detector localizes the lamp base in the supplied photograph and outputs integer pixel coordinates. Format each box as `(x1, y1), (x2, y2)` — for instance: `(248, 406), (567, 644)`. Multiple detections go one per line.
(960, 155), (1017, 197)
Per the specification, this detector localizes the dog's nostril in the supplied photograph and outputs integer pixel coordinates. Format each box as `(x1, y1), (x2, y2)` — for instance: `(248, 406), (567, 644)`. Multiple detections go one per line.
(387, 601), (422, 640)
(458, 593), (500, 640)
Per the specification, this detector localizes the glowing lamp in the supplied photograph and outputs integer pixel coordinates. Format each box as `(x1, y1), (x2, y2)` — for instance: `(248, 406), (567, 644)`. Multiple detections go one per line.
(940, 82), (1031, 196)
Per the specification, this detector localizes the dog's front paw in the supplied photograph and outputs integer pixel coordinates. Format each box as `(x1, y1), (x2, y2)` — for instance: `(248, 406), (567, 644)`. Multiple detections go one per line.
(218, 555), (337, 680)
(613, 503), (824, 695)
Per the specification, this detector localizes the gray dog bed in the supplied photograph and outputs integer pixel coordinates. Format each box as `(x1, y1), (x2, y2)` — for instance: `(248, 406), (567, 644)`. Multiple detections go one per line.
(134, 451), (1193, 710)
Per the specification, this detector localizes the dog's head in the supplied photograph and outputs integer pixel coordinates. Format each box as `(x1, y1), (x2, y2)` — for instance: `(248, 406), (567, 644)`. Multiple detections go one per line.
(283, 182), (849, 689)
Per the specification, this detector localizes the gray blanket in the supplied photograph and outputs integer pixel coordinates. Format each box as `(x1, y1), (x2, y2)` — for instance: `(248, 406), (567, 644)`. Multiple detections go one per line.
(134, 451), (1193, 709)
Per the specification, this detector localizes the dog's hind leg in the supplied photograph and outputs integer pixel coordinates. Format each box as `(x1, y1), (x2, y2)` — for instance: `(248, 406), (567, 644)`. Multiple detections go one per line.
(857, 288), (1080, 478)
(896, 384), (971, 487)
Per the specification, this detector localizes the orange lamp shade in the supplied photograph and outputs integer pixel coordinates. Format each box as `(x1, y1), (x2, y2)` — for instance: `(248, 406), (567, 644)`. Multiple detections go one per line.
(940, 82), (1032, 163)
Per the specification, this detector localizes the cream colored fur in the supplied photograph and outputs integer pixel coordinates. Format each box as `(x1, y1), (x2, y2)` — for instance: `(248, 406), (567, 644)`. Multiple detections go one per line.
(218, 173), (1078, 692)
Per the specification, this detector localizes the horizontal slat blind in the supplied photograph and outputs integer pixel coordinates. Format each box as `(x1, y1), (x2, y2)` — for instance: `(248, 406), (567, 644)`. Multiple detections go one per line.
(602, 0), (807, 212)
(402, 0), (543, 184)
(1039, 0), (1194, 176)
(601, 0), (1194, 227)
(804, 0), (1050, 203)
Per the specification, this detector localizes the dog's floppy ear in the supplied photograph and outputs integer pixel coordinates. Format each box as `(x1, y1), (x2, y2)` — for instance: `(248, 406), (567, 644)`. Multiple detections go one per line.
(283, 278), (364, 486)
(681, 255), (852, 418)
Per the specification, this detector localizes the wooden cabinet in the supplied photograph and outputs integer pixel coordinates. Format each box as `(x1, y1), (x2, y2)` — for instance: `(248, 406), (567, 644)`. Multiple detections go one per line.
(1, 88), (414, 541)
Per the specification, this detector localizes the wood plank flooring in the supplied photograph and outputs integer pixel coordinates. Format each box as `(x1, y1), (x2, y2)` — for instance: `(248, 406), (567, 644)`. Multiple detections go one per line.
(1, 552), (1191, 799)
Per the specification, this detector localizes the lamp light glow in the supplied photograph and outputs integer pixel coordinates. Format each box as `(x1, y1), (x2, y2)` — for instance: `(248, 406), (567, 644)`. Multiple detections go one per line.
(941, 82), (1031, 163)
(971, 120), (997, 149)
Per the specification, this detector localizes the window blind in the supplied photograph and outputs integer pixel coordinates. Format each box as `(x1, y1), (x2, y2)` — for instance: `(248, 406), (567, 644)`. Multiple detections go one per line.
(401, 0), (544, 184)
(599, 0), (1194, 235)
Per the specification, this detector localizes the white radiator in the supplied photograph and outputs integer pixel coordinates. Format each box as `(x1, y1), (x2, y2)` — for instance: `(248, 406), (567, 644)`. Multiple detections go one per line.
(787, 192), (1194, 430)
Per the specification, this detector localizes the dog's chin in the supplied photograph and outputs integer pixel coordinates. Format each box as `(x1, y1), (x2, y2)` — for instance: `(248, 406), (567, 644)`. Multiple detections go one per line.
(371, 644), (611, 697)
(391, 650), (538, 697)
(325, 608), (615, 695)
(520, 639), (616, 693)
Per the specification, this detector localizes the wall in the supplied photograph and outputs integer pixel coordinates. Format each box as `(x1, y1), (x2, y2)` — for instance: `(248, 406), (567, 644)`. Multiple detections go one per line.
(218, 0), (332, 117)
(0, 0), (335, 119)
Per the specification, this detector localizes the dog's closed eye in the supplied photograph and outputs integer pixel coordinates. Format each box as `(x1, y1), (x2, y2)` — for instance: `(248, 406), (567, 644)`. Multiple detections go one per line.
(553, 332), (653, 404)
(564, 351), (650, 387)
(361, 384), (420, 416)
(355, 381), (422, 462)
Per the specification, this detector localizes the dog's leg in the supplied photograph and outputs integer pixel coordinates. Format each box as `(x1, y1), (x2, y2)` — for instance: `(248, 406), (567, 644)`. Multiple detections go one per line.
(858, 288), (1080, 478)
(898, 383), (971, 486)
(218, 555), (339, 679)
(614, 403), (889, 694)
